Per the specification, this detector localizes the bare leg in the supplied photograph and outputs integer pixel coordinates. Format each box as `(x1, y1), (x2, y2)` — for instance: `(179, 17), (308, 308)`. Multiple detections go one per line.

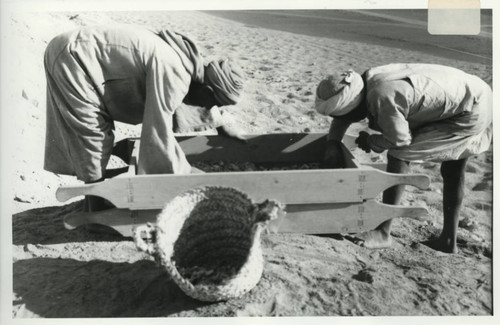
(82, 178), (114, 213)
(422, 158), (467, 253)
(80, 178), (119, 235)
(353, 155), (410, 248)
(111, 139), (132, 163)
(82, 195), (114, 212)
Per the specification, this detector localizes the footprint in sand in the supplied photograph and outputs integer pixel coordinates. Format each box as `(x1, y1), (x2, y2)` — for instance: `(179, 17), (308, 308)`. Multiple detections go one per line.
(472, 180), (491, 191)
(472, 201), (491, 211)
(471, 171), (492, 191)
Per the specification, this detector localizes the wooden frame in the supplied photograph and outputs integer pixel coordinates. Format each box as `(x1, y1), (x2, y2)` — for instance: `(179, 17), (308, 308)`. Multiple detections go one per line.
(57, 133), (430, 236)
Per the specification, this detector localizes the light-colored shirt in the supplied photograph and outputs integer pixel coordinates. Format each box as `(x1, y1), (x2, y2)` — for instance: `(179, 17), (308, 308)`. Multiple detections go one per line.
(44, 25), (223, 181)
(329, 64), (491, 154)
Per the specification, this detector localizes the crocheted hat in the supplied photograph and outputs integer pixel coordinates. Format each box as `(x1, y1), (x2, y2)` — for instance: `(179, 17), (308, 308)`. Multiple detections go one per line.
(133, 186), (284, 302)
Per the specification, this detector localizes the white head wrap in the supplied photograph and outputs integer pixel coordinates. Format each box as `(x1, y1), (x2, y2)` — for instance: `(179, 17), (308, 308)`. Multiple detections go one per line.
(205, 59), (245, 105)
(314, 70), (365, 117)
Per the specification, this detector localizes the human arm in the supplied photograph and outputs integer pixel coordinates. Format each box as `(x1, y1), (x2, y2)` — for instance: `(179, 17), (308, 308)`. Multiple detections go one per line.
(324, 118), (352, 168)
(138, 47), (192, 175)
(361, 83), (413, 153)
(175, 103), (248, 142)
(173, 104), (225, 133)
(181, 81), (247, 142)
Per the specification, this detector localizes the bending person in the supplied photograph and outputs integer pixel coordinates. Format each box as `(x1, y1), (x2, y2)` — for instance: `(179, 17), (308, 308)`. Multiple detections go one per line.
(315, 63), (492, 253)
(44, 25), (246, 211)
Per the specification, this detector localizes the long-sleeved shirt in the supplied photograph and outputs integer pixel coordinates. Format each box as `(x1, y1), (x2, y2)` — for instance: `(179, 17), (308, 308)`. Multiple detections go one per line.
(44, 25), (223, 182)
(364, 63), (491, 152)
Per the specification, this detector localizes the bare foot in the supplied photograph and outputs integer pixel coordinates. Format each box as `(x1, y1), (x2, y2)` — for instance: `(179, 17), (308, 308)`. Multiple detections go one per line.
(348, 229), (393, 249)
(422, 237), (458, 254)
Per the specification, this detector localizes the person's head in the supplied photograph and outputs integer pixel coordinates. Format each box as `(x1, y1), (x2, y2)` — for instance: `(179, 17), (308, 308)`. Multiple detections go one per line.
(314, 70), (367, 122)
(184, 59), (245, 108)
(185, 58), (245, 108)
(183, 82), (219, 108)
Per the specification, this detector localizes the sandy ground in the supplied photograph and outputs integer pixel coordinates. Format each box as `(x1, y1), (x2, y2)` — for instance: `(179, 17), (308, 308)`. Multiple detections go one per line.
(3, 9), (494, 318)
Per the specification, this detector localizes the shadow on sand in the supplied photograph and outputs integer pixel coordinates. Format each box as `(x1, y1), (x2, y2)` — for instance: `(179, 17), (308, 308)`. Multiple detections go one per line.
(13, 257), (212, 317)
(12, 202), (129, 245)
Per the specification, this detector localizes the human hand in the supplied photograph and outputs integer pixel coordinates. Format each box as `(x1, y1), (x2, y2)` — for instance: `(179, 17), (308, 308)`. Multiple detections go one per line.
(217, 124), (248, 143)
(323, 140), (344, 168)
(355, 131), (371, 153)
(216, 110), (248, 142)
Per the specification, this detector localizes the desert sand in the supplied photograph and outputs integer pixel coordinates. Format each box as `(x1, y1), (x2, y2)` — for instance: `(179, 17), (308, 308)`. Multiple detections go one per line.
(3, 8), (494, 318)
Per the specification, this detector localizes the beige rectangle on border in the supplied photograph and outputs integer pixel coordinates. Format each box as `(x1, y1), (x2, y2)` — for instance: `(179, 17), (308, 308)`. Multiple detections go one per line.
(428, 0), (481, 35)
(429, 0), (480, 9)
